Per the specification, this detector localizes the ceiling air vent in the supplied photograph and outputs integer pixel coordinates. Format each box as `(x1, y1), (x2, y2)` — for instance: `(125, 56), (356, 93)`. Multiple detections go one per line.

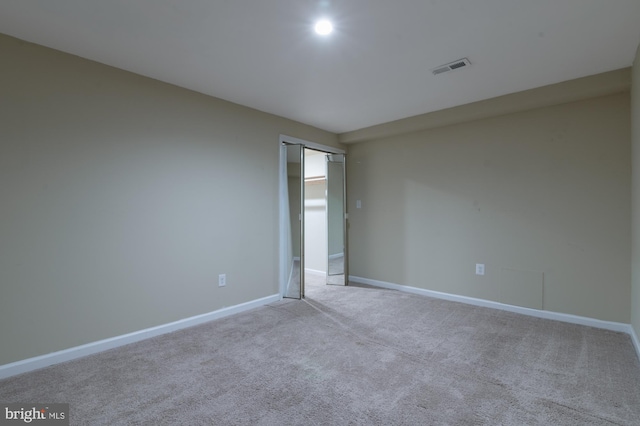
(431, 58), (471, 76)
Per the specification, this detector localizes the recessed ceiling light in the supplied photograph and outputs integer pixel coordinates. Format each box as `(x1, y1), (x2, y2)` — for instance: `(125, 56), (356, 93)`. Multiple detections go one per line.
(314, 20), (333, 36)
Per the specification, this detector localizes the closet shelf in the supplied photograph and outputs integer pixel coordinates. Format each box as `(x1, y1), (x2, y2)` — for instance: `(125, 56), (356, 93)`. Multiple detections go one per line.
(304, 176), (326, 185)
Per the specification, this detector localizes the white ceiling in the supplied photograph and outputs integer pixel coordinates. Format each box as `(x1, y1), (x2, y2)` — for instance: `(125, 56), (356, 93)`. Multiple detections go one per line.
(1, 1), (639, 134)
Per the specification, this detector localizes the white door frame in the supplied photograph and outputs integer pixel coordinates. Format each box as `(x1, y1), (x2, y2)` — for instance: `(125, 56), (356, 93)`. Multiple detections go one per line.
(278, 134), (345, 298)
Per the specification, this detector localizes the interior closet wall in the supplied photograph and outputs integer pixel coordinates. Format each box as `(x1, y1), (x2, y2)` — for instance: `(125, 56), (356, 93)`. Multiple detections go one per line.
(304, 150), (327, 274)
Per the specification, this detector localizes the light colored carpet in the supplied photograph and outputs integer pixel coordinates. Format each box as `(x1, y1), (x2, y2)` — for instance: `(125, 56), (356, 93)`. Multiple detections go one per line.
(1, 278), (639, 425)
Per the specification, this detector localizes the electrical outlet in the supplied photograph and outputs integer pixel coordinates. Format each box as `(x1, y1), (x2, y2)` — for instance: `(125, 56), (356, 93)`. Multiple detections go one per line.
(218, 274), (226, 287)
(475, 264), (485, 276)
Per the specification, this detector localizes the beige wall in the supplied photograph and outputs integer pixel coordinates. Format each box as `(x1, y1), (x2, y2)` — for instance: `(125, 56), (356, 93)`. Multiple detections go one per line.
(632, 43), (640, 337)
(348, 92), (631, 322)
(0, 33), (340, 365)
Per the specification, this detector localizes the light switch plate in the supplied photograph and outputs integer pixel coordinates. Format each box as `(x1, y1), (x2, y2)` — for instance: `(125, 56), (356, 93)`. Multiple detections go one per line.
(475, 264), (485, 276)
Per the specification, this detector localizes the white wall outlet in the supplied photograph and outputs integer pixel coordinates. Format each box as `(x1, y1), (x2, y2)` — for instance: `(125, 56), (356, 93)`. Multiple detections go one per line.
(356, 200), (362, 209)
(475, 264), (485, 276)
(218, 274), (226, 287)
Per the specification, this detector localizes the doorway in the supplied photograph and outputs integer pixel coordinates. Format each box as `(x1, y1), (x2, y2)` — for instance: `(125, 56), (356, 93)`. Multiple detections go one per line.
(279, 135), (347, 299)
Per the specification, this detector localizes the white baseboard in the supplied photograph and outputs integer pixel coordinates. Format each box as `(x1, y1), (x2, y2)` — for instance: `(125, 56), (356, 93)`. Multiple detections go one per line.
(0, 294), (280, 380)
(328, 253), (344, 260)
(305, 268), (325, 276)
(349, 275), (636, 339)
